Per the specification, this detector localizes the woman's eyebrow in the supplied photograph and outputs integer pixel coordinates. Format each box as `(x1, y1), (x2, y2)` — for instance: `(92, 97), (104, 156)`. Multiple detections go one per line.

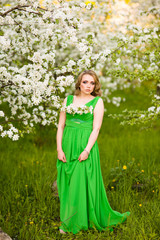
(82, 79), (95, 82)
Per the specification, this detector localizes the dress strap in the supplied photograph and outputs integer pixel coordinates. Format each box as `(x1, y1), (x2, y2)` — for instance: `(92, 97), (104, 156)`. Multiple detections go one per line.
(66, 95), (73, 106)
(91, 96), (101, 109)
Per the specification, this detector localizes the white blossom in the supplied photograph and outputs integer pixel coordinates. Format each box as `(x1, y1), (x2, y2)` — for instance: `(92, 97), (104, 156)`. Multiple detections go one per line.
(156, 107), (160, 114)
(61, 104), (93, 115)
(0, 111), (5, 117)
(154, 94), (160, 100)
(80, 3), (86, 8)
(148, 106), (155, 112)
(12, 134), (19, 141)
(104, 49), (111, 56)
(115, 58), (121, 65)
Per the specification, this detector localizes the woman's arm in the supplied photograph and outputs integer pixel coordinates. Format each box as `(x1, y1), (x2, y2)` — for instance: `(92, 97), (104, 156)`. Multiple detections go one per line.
(78, 98), (104, 162)
(56, 97), (67, 162)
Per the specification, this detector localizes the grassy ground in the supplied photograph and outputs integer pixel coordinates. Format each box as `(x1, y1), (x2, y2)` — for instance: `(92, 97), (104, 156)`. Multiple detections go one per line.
(0, 87), (160, 240)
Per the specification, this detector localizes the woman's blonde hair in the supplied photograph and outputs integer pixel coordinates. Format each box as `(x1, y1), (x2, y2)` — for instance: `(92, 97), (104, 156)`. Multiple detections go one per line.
(74, 70), (102, 96)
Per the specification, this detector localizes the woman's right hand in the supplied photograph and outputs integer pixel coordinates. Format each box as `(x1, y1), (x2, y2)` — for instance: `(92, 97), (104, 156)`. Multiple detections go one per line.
(57, 150), (67, 163)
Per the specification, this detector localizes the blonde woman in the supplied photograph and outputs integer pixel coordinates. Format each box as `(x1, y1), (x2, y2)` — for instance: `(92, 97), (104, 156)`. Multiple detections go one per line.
(56, 70), (130, 234)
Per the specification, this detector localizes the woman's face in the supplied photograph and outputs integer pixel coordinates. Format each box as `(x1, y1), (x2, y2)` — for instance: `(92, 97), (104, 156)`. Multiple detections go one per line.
(79, 74), (95, 95)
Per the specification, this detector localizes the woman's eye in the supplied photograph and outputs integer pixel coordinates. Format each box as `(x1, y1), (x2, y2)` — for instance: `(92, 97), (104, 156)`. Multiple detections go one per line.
(82, 81), (95, 85)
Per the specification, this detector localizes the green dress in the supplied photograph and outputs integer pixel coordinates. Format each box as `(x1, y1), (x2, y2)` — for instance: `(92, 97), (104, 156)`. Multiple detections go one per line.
(56, 95), (130, 234)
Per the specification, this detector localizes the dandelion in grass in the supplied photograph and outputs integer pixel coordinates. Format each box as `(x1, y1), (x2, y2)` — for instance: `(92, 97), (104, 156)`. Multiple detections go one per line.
(25, 185), (28, 188)
(152, 190), (155, 193)
(111, 186), (114, 189)
(141, 170), (144, 173)
(112, 179), (116, 182)
(123, 165), (127, 170)
(139, 204), (142, 207)
(30, 221), (34, 225)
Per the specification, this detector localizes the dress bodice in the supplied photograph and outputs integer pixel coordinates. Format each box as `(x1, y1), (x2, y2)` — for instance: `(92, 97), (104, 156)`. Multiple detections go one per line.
(65, 95), (101, 130)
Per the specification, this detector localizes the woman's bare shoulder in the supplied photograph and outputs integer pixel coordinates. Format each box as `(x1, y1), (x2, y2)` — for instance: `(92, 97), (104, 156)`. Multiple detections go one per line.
(97, 96), (103, 103)
(94, 97), (104, 111)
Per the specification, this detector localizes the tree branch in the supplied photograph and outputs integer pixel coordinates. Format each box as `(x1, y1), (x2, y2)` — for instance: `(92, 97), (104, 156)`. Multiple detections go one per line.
(0, 23), (17, 26)
(0, 5), (30, 17)
(0, 80), (18, 89)
(0, 5), (55, 17)
(17, 8), (42, 16)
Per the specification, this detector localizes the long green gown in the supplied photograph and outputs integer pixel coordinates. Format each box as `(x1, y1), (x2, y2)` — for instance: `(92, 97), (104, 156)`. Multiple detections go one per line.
(56, 94), (130, 234)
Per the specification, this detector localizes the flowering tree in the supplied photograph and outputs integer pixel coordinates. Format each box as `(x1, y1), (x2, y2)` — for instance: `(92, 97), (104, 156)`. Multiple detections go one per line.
(106, 5), (160, 127)
(0, 0), (159, 140)
(0, 0), (114, 140)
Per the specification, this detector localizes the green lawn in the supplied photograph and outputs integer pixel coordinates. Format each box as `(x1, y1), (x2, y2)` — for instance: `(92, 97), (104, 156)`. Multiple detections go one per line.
(0, 87), (160, 240)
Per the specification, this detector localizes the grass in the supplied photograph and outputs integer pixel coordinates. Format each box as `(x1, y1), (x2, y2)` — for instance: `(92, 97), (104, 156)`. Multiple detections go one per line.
(0, 87), (160, 240)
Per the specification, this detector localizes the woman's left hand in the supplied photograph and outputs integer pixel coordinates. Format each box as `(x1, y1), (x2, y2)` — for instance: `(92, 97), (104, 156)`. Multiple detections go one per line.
(78, 151), (89, 162)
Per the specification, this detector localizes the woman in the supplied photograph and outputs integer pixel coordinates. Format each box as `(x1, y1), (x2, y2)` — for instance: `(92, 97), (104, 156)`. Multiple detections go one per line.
(56, 70), (130, 234)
